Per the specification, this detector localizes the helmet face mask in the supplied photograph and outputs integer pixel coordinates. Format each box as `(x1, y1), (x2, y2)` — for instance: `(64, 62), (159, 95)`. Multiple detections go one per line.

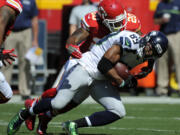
(98, 0), (127, 32)
(103, 11), (127, 32)
(138, 31), (168, 60)
(143, 43), (159, 60)
(137, 42), (159, 60)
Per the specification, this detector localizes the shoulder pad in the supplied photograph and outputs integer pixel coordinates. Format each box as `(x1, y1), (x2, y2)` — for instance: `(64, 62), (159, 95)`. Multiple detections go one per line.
(119, 31), (140, 49)
(126, 13), (141, 32)
(81, 11), (100, 32)
(5, 0), (23, 14)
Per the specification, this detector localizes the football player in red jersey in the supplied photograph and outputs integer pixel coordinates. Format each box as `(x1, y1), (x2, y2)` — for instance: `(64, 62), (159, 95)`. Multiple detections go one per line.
(0, 0), (22, 45)
(0, 0), (22, 103)
(24, 0), (142, 134)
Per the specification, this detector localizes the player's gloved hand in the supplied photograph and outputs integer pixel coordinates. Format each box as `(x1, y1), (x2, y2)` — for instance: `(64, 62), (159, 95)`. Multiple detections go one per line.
(119, 75), (137, 88)
(134, 67), (152, 79)
(0, 48), (17, 66)
(66, 44), (82, 59)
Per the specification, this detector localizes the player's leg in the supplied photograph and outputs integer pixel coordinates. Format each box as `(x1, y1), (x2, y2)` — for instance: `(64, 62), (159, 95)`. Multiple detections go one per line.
(31, 63), (91, 135)
(52, 57), (74, 88)
(52, 65), (65, 88)
(24, 59), (77, 106)
(7, 63), (92, 134)
(0, 72), (13, 103)
(62, 80), (126, 135)
(170, 32), (180, 90)
(86, 80), (126, 125)
(26, 59), (78, 106)
(24, 59), (78, 131)
(18, 29), (32, 99)
(36, 85), (91, 135)
(24, 87), (56, 131)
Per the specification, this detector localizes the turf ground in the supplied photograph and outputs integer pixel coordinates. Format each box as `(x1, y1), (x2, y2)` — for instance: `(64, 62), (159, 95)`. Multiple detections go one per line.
(0, 98), (180, 135)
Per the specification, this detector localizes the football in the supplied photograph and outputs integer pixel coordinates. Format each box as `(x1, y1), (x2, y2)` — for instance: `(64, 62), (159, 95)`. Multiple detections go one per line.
(114, 62), (130, 79)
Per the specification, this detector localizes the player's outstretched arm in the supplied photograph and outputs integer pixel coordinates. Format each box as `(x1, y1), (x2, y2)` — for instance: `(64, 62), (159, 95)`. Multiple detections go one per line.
(0, 6), (16, 46)
(66, 28), (89, 58)
(135, 59), (155, 79)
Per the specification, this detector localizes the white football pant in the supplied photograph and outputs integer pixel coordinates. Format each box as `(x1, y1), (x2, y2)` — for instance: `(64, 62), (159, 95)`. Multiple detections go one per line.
(51, 61), (126, 118)
(0, 72), (13, 101)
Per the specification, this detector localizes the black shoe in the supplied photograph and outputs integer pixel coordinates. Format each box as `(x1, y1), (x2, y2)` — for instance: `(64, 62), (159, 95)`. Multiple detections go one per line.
(36, 113), (52, 135)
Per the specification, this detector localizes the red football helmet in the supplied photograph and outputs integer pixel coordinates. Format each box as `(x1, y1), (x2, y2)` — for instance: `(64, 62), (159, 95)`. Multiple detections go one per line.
(98, 0), (127, 32)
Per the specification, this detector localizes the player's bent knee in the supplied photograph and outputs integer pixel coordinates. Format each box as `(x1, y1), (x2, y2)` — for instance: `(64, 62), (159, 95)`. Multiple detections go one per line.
(110, 107), (126, 118)
(0, 97), (10, 103)
(107, 102), (126, 118)
(51, 96), (71, 110)
(6, 90), (13, 99)
(0, 79), (13, 104)
(119, 109), (126, 118)
(0, 91), (12, 104)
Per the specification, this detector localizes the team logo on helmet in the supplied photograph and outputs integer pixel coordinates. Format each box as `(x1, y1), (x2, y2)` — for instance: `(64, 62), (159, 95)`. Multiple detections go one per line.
(155, 43), (163, 54)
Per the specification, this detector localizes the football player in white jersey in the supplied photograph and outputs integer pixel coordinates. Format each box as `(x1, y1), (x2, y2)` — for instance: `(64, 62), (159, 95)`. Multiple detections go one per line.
(0, 0), (22, 103)
(7, 30), (168, 135)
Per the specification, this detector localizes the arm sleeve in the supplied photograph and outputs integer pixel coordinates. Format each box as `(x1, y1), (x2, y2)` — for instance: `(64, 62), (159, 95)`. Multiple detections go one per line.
(31, 0), (38, 17)
(147, 59), (155, 69)
(69, 7), (78, 25)
(6, 0), (23, 14)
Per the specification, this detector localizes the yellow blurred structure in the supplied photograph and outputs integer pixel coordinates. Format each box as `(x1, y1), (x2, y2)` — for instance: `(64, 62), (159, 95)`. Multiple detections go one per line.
(170, 72), (180, 91)
(149, 0), (160, 11)
(36, 0), (73, 9)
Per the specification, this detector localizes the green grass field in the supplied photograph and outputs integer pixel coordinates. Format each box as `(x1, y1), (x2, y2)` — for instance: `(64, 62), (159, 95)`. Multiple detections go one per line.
(0, 102), (180, 135)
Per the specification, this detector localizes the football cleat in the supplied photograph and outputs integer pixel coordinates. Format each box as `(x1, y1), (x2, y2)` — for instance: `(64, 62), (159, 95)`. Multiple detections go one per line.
(62, 121), (79, 135)
(36, 113), (52, 135)
(7, 108), (25, 135)
(24, 98), (36, 130)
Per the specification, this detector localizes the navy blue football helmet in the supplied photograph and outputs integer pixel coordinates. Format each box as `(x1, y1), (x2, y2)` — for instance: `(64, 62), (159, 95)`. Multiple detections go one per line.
(138, 31), (168, 60)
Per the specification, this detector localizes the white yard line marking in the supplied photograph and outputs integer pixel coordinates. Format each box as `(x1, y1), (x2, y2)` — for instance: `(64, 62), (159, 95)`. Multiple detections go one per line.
(108, 127), (180, 133)
(49, 124), (180, 133)
(1, 120), (180, 133)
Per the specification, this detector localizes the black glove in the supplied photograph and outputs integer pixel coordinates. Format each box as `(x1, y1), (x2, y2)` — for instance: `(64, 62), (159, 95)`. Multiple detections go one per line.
(0, 48), (17, 66)
(134, 67), (152, 79)
(122, 75), (137, 88)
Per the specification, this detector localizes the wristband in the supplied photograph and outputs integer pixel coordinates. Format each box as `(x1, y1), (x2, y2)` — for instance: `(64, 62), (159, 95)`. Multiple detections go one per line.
(119, 80), (125, 88)
(97, 57), (114, 74)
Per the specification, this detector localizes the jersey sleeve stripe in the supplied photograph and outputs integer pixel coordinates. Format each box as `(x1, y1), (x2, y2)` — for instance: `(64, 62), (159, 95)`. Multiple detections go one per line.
(6, 0), (22, 13)
(81, 17), (90, 29)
